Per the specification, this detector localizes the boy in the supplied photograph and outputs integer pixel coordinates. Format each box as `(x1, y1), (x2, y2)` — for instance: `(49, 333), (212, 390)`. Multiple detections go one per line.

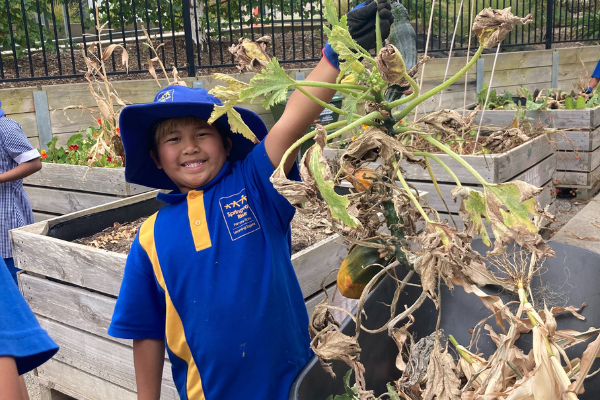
(0, 257), (59, 400)
(0, 100), (42, 285)
(108, 2), (393, 399)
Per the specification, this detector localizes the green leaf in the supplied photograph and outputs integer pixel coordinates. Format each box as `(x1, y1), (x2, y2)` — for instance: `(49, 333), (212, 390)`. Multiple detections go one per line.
(455, 187), (491, 247)
(477, 83), (488, 107)
(586, 94), (599, 108)
(323, 0), (348, 29)
(564, 96), (575, 110)
(517, 87), (533, 102)
(67, 134), (83, 146)
(221, 107), (259, 144)
(576, 95), (587, 109)
(308, 145), (359, 227)
(486, 182), (539, 235)
(240, 58), (294, 109)
(325, 25), (364, 82)
(386, 383), (403, 400)
(342, 92), (359, 125)
(525, 100), (542, 111)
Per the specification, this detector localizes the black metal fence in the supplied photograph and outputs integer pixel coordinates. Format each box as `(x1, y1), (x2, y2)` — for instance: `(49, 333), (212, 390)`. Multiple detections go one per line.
(1, 0), (599, 83)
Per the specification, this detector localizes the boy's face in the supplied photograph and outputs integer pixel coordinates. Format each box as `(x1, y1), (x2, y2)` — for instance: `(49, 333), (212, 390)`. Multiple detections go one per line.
(152, 120), (231, 193)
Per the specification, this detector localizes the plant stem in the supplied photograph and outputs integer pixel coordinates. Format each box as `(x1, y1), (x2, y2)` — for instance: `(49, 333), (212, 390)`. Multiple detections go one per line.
(294, 85), (358, 118)
(325, 111), (382, 142)
(276, 120), (348, 171)
(395, 46), (485, 122)
(413, 152), (462, 187)
(393, 159), (432, 223)
(388, 73), (420, 110)
(425, 157), (458, 228)
(448, 335), (474, 364)
(420, 134), (490, 186)
(296, 80), (368, 92)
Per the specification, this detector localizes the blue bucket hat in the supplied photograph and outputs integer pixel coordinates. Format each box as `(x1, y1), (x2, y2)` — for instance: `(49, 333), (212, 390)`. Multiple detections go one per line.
(119, 85), (268, 190)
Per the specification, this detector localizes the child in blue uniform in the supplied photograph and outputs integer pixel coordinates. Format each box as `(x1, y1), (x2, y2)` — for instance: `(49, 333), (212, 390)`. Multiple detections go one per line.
(586, 59), (600, 93)
(108, 2), (393, 398)
(0, 257), (59, 399)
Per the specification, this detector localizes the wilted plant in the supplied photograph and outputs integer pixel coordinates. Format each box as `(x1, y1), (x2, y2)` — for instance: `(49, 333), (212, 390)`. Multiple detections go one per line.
(206, 2), (597, 399)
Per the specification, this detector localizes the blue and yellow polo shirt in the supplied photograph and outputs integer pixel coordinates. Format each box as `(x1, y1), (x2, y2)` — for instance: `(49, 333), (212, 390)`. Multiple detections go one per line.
(108, 142), (312, 399)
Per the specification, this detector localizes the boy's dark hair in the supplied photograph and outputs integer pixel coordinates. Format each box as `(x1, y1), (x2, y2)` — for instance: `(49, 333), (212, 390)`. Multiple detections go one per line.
(148, 116), (230, 161)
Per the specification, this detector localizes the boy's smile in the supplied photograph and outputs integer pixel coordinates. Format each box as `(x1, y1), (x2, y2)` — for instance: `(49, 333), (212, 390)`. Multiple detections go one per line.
(152, 120), (231, 193)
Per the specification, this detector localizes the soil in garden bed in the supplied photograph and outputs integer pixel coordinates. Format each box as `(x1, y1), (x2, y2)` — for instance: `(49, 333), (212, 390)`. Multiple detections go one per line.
(73, 210), (332, 255)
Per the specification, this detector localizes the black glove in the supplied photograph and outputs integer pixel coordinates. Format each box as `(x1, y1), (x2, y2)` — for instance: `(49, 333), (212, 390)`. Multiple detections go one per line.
(585, 87), (594, 94)
(347, 0), (394, 50)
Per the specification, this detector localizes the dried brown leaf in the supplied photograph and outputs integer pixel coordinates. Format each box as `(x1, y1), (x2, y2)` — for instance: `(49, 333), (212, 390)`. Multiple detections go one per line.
(376, 44), (406, 85)
(472, 7), (533, 49)
(101, 43), (120, 60)
(567, 333), (600, 395)
(148, 58), (159, 85)
(417, 109), (477, 135)
(422, 349), (461, 400)
(229, 36), (271, 72)
(401, 331), (436, 388)
(391, 315), (414, 372)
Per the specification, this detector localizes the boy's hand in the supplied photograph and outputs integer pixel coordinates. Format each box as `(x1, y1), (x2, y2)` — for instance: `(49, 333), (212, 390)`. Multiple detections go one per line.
(347, 0), (394, 50)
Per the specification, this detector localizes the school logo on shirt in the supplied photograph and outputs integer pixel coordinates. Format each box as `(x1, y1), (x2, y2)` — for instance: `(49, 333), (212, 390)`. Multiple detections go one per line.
(219, 189), (261, 241)
(157, 89), (174, 103)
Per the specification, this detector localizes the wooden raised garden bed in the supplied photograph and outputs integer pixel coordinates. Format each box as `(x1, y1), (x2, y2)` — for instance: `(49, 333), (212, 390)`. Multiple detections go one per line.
(23, 163), (151, 222)
(324, 134), (555, 235)
(476, 109), (600, 200)
(10, 191), (351, 400)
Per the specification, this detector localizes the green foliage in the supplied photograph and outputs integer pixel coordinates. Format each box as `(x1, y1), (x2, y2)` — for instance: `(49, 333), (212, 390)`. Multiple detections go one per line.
(41, 127), (122, 167)
(325, 370), (359, 400)
(575, 95), (587, 109)
(477, 83), (517, 110)
(0, 0), (58, 58)
(564, 96), (574, 110)
(576, 9), (600, 40)
(241, 58), (294, 109)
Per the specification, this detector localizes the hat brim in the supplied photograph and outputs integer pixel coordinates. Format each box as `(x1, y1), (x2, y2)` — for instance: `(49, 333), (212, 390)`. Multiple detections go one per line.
(120, 101), (268, 190)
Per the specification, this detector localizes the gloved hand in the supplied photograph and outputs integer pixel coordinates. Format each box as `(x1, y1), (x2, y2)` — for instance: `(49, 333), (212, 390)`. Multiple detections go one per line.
(348, 0), (394, 50)
(323, 0), (394, 70)
(585, 87), (594, 94)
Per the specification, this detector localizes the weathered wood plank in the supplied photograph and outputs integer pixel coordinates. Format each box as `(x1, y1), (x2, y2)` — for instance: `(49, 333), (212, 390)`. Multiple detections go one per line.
(554, 163), (600, 187)
(0, 87), (36, 114)
(37, 316), (177, 396)
(292, 234), (347, 299)
(24, 163), (150, 196)
(401, 134), (552, 184)
(9, 112), (38, 137)
(33, 91), (53, 151)
(553, 129), (600, 152)
(11, 229), (126, 296)
(20, 274), (126, 345)
(554, 145), (600, 172)
(37, 359), (137, 400)
(475, 109), (600, 130)
(24, 186), (118, 215)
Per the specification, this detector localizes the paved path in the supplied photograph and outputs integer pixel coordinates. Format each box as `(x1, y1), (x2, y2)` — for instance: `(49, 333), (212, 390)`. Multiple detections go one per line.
(551, 193), (600, 255)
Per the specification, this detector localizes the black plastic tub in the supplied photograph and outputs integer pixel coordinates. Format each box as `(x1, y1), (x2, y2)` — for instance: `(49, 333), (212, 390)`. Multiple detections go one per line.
(290, 241), (600, 399)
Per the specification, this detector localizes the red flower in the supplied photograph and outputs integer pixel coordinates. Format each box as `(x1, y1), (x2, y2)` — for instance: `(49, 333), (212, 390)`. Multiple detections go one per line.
(94, 132), (99, 136)
(116, 127), (120, 134)
(68, 144), (79, 151)
(41, 150), (48, 159)
(107, 156), (112, 162)
(97, 118), (102, 125)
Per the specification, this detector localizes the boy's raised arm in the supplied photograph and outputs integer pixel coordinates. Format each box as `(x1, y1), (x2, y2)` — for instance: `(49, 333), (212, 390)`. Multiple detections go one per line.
(264, 58), (338, 175)
(133, 339), (165, 400)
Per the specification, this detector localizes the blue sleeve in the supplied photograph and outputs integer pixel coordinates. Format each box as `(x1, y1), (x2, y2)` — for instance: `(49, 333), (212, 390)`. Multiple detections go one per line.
(108, 236), (166, 339)
(240, 141), (300, 234)
(593, 60), (600, 78)
(0, 260), (58, 375)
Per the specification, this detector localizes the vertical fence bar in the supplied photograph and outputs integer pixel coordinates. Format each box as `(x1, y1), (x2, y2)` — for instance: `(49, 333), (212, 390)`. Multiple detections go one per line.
(281, 0), (286, 60)
(249, 0), (254, 38)
(270, 0), (276, 60)
(117, 0), (126, 52)
(546, 0), (553, 48)
(157, 0), (166, 64)
(215, 0), (224, 64)
(78, 0), (89, 60)
(0, 45), (4, 79)
(204, 0), (213, 65)
(259, 0), (265, 37)
(168, 0), (178, 67)
(310, 0), (314, 58)
(63, 0), (77, 74)
(291, 0), (296, 59)
(228, 0), (235, 62)
(131, 0), (142, 70)
(194, 0), (203, 66)
(182, 0), (196, 76)
(5, 0), (19, 77)
(18, 0), (34, 76)
(50, 0), (62, 75)
(594, 0), (598, 44)
(300, 0), (305, 58)
(143, 0), (152, 59)
(103, 0), (116, 69)
(36, 0), (49, 76)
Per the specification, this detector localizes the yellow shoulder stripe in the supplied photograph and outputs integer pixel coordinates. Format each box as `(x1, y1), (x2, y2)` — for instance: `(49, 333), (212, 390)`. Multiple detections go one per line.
(138, 211), (205, 399)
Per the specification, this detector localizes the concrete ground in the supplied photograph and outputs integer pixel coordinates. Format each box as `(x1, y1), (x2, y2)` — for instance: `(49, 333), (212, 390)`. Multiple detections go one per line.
(551, 194), (600, 254)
